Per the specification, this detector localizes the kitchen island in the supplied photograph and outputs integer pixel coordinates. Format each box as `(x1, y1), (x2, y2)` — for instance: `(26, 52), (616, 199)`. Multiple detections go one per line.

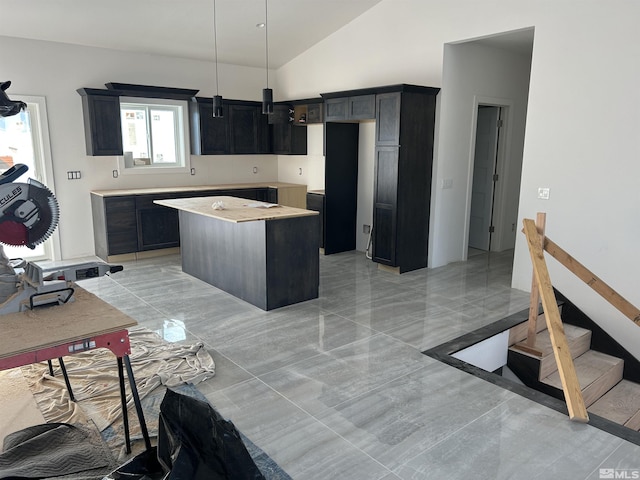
(155, 196), (319, 310)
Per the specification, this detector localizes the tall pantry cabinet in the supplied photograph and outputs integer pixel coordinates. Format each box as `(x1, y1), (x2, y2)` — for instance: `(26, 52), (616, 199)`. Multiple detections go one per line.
(372, 86), (439, 273)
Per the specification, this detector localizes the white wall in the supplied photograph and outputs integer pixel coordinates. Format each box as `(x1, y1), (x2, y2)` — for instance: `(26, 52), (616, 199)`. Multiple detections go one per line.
(0, 35), (280, 259)
(276, 0), (640, 357)
(432, 40), (531, 263)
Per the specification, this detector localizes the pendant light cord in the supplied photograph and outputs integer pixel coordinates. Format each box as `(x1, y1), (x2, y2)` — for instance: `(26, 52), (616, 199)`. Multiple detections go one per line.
(264, 0), (269, 88)
(213, 0), (220, 96)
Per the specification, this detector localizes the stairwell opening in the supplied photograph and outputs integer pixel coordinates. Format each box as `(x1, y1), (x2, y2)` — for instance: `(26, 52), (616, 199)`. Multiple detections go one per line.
(423, 295), (640, 447)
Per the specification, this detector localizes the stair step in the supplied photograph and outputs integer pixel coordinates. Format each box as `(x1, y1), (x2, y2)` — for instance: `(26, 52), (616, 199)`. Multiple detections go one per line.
(508, 313), (548, 346)
(589, 380), (640, 429)
(509, 324), (592, 379)
(541, 350), (624, 407)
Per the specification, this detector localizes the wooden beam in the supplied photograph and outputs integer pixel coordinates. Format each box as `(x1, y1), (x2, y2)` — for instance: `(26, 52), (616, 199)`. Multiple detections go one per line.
(526, 212), (546, 355)
(543, 236), (640, 327)
(523, 218), (589, 422)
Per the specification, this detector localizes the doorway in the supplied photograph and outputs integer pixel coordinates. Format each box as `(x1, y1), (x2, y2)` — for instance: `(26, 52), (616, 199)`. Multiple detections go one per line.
(468, 105), (502, 252)
(0, 95), (59, 261)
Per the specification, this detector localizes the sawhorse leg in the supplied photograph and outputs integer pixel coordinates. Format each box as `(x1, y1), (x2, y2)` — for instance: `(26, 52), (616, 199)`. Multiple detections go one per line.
(47, 358), (76, 402)
(116, 355), (152, 454)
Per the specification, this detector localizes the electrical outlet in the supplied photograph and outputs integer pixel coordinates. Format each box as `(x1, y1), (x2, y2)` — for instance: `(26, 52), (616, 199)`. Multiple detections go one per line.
(441, 178), (453, 189)
(363, 224), (371, 234)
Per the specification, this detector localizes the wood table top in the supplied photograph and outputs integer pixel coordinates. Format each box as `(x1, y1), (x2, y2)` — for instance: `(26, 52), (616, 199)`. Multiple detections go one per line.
(0, 287), (137, 358)
(154, 195), (319, 223)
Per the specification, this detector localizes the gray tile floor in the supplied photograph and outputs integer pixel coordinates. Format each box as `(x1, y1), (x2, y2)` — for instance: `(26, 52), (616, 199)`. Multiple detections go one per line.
(81, 250), (640, 479)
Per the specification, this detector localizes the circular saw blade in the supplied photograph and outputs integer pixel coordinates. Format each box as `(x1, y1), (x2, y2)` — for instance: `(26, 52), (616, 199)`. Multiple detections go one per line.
(0, 178), (59, 249)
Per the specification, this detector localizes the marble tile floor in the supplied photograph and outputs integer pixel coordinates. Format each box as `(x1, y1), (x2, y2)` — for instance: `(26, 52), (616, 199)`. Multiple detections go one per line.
(80, 250), (640, 479)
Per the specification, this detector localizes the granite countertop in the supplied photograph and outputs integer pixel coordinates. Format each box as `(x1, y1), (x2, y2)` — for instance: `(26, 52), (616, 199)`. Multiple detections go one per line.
(91, 182), (306, 197)
(154, 196), (318, 223)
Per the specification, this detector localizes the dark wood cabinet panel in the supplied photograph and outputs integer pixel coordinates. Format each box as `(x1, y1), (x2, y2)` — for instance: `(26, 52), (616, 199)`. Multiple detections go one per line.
(324, 95), (375, 122)
(375, 92), (402, 145)
(372, 88), (438, 273)
(306, 193), (325, 249)
(372, 205), (395, 265)
(306, 103), (323, 124)
(348, 95), (375, 120)
(135, 195), (180, 251)
(271, 104), (307, 155)
(324, 98), (349, 122)
(91, 195), (137, 259)
(78, 89), (123, 156)
(190, 98), (229, 155)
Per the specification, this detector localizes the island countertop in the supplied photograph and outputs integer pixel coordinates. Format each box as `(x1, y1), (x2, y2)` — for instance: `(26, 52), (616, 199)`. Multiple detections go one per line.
(154, 196), (318, 223)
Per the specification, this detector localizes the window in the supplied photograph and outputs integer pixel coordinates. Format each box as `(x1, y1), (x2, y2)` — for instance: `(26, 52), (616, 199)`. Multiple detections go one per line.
(118, 97), (190, 174)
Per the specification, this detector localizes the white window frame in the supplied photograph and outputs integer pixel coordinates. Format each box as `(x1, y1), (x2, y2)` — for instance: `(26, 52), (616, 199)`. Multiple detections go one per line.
(117, 97), (191, 175)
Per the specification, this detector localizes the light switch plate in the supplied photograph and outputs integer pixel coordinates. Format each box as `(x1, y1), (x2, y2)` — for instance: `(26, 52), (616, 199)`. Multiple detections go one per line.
(537, 187), (550, 200)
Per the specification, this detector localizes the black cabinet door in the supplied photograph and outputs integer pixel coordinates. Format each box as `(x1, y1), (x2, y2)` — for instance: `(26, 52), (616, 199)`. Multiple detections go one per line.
(306, 103), (323, 124)
(348, 95), (375, 120)
(306, 193), (325, 249)
(104, 197), (137, 254)
(373, 205), (395, 264)
(375, 92), (402, 145)
(372, 146), (399, 265)
(229, 104), (270, 154)
(190, 99), (229, 155)
(324, 98), (349, 121)
(135, 195), (180, 251)
(80, 92), (123, 156)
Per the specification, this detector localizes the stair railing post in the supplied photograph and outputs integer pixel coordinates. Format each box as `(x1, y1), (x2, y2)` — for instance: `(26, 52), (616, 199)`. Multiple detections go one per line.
(526, 212), (546, 353)
(523, 218), (589, 422)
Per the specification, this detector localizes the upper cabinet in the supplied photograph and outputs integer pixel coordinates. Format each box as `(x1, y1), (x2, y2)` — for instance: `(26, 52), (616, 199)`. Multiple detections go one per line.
(189, 97), (228, 155)
(77, 88), (123, 156)
(323, 94), (375, 122)
(190, 98), (272, 155)
(78, 84), (198, 157)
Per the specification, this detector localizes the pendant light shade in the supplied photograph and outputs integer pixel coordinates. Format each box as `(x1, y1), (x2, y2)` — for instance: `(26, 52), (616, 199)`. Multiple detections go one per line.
(212, 0), (224, 118)
(213, 94), (224, 118)
(261, 0), (273, 115)
(262, 88), (273, 115)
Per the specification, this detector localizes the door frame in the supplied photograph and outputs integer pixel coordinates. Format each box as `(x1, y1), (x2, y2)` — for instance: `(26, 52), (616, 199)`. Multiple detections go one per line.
(16, 95), (61, 261)
(463, 95), (513, 258)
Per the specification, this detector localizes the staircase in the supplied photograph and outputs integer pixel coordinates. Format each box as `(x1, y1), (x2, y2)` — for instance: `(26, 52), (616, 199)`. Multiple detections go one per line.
(507, 311), (640, 431)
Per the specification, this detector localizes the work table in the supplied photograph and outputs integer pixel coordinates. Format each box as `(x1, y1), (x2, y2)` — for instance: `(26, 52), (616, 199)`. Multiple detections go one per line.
(154, 196), (318, 223)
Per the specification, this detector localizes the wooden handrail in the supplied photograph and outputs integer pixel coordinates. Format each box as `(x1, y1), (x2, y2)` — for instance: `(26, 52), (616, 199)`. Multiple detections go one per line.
(542, 236), (640, 326)
(523, 218), (589, 422)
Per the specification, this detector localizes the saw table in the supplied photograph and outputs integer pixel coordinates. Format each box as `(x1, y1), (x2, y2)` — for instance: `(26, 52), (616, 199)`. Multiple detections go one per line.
(0, 286), (150, 453)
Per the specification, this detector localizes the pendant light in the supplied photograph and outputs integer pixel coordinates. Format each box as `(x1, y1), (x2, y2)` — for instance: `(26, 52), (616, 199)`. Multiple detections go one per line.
(261, 0), (273, 115)
(212, 0), (224, 117)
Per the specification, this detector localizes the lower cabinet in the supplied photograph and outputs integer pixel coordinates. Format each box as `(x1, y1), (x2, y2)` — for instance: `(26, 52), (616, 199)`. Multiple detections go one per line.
(306, 193), (325, 249)
(92, 187), (280, 260)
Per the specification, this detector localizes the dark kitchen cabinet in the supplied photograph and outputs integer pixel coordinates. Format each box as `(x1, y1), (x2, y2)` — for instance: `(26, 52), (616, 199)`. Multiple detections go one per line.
(271, 104), (307, 155)
(189, 97), (229, 155)
(372, 87), (439, 273)
(77, 89), (123, 156)
(324, 94), (375, 122)
(135, 195), (181, 251)
(91, 194), (137, 259)
(190, 98), (270, 155)
(92, 187), (283, 260)
(306, 192), (325, 249)
(229, 103), (270, 154)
